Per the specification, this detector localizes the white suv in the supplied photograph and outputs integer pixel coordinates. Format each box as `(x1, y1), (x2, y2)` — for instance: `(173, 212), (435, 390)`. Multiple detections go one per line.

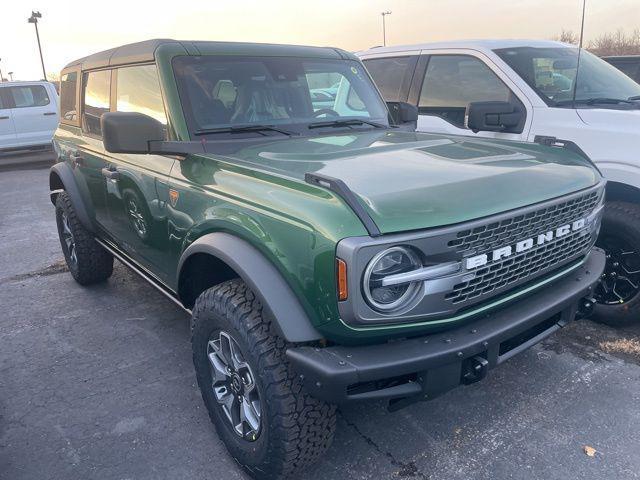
(0, 81), (59, 151)
(358, 40), (640, 326)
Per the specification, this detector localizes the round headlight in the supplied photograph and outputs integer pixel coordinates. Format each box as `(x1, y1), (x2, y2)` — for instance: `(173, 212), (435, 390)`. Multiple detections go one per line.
(363, 246), (422, 312)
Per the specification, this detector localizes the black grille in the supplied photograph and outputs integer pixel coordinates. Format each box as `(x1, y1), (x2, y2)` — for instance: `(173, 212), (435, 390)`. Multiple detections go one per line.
(447, 190), (601, 255)
(445, 228), (594, 304)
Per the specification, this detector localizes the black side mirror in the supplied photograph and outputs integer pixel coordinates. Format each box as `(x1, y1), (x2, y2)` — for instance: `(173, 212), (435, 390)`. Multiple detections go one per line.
(387, 101), (418, 127)
(101, 112), (165, 154)
(466, 101), (524, 134)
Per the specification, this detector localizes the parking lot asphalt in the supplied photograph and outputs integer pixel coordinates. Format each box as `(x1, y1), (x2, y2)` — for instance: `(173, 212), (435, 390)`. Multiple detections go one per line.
(1, 159), (640, 480)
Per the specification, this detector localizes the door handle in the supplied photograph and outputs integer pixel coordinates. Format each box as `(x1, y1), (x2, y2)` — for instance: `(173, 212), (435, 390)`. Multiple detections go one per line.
(43, 112), (57, 116)
(101, 167), (120, 180)
(0, 116), (9, 120)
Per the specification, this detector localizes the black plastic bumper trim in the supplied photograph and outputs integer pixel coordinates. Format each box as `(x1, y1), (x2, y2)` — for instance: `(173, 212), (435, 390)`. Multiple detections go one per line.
(287, 248), (606, 404)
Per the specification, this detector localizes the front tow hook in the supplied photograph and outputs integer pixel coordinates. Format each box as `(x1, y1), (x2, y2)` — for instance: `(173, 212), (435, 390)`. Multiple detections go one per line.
(461, 355), (489, 385)
(577, 297), (596, 319)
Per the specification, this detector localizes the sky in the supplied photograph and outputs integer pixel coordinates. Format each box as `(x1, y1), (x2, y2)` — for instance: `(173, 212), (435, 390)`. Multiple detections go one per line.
(1, 0), (638, 81)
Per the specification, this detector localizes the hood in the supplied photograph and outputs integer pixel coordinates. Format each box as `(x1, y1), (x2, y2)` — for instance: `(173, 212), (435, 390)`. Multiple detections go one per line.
(204, 130), (601, 234)
(577, 106), (640, 131)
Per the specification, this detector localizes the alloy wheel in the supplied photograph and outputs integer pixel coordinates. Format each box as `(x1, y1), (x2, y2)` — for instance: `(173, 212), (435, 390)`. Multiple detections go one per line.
(595, 235), (640, 305)
(61, 212), (77, 265)
(208, 331), (262, 441)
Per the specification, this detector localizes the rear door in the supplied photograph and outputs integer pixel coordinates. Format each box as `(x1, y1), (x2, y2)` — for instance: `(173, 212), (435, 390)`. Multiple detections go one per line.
(8, 83), (58, 147)
(0, 87), (17, 148)
(77, 69), (113, 229)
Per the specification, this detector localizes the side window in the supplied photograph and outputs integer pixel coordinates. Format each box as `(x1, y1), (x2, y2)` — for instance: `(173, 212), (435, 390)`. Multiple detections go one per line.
(60, 72), (78, 123)
(9, 85), (50, 108)
(363, 56), (415, 102)
(82, 70), (111, 137)
(116, 64), (167, 126)
(419, 55), (511, 128)
(0, 88), (5, 109)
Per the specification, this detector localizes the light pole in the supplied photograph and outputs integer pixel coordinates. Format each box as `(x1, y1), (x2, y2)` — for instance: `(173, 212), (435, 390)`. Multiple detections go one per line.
(8, 72), (14, 81)
(28, 11), (47, 81)
(381, 11), (392, 47)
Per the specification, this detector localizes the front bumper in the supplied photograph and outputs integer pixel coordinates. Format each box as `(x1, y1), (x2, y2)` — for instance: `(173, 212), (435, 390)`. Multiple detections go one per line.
(287, 248), (606, 405)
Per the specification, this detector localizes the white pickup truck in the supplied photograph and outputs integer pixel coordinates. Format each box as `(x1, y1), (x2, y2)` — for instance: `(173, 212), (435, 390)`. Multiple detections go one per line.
(0, 81), (59, 151)
(357, 40), (640, 325)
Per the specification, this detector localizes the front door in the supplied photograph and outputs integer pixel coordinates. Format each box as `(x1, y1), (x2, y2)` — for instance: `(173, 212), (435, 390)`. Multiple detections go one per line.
(101, 64), (175, 282)
(413, 53), (531, 141)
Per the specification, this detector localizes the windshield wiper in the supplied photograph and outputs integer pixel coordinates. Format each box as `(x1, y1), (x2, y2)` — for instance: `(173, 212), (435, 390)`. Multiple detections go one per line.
(556, 97), (637, 106)
(307, 119), (387, 130)
(628, 95), (640, 101)
(194, 124), (298, 136)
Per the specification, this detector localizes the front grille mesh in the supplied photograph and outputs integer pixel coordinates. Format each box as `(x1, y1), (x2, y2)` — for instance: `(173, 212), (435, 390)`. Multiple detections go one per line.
(444, 189), (602, 306)
(447, 190), (601, 255)
(445, 230), (594, 304)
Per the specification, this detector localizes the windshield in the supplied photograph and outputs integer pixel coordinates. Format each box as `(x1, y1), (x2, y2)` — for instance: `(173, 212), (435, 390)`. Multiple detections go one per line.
(494, 47), (640, 107)
(172, 55), (390, 137)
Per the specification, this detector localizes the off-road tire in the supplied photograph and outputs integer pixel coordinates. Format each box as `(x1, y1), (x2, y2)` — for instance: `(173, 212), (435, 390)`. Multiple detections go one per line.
(55, 192), (114, 285)
(191, 279), (336, 479)
(593, 201), (640, 326)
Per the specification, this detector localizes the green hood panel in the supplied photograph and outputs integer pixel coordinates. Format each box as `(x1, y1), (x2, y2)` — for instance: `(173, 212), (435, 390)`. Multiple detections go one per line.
(205, 131), (600, 234)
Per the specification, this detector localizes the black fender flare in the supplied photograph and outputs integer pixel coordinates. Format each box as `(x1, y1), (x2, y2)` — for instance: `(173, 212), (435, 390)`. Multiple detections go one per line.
(177, 232), (323, 343)
(49, 163), (94, 231)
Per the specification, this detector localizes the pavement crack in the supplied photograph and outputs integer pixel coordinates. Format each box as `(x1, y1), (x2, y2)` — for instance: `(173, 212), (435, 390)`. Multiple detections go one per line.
(340, 411), (430, 479)
(0, 260), (68, 285)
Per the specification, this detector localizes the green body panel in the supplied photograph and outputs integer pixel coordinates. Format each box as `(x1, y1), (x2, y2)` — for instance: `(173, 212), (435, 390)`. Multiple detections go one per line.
(167, 155), (367, 328)
(203, 130), (599, 234)
(53, 41), (602, 344)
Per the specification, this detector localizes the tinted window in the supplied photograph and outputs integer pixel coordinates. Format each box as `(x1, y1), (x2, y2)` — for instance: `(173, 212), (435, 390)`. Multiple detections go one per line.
(60, 72), (78, 122)
(83, 70), (111, 136)
(116, 65), (167, 125)
(0, 89), (5, 109)
(419, 55), (510, 127)
(363, 56), (415, 102)
(9, 85), (50, 108)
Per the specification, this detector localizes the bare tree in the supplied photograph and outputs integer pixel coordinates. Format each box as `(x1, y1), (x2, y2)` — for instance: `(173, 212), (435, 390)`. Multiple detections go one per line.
(588, 28), (640, 56)
(553, 29), (578, 45)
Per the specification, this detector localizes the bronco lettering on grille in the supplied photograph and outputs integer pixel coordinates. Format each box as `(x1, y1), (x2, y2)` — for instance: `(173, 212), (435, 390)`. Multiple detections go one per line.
(464, 218), (587, 271)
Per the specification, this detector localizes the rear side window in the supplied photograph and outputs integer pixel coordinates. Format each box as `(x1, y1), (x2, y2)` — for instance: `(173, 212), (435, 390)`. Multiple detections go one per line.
(419, 55), (511, 127)
(116, 64), (167, 125)
(82, 70), (111, 136)
(0, 89), (5, 109)
(9, 85), (50, 108)
(363, 56), (416, 102)
(60, 72), (78, 123)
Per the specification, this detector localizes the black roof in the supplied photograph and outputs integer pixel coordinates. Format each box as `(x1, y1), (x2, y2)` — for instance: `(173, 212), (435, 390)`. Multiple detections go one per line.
(63, 39), (175, 71)
(63, 39), (355, 72)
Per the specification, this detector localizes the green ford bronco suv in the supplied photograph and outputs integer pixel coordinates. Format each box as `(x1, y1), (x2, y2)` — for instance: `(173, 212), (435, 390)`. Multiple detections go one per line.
(51, 39), (606, 478)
